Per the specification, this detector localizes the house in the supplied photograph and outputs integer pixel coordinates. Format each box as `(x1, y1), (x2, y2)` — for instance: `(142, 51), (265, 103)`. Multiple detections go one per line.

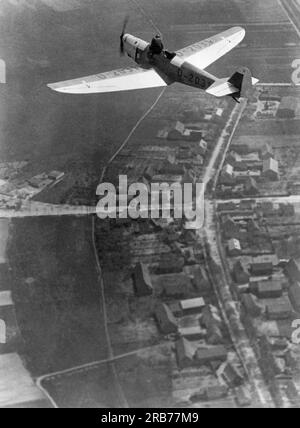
(289, 283), (300, 312)
(176, 337), (196, 369)
(160, 160), (184, 176)
(243, 177), (259, 195)
(241, 294), (263, 318)
(190, 385), (228, 403)
(228, 239), (242, 257)
(132, 263), (153, 297)
(154, 303), (178, 335)
(180, 297), (206, 315)
(284, 259), (300, 284)
(227, 151), (242, 167)
(250, 262), (273, 277)
(48, 171), (64, 181)
(198, 139), (208, 156)
(262, 158), (279, 181)
(257, 202), (275, 217)
(201, 305), (224, 345)
(220, 164), (235, 185)
(257, 280), (283, 299)
(261, 143), (274, 161)
(179, 326), (207, 341)
(222, 216), (240, 239)
(278, 203), (295, 217)
(195, 345), (228, 366)
(143, 165), (156, 181)
(167, 121), (186, 140)
(184, 265), (210, 292)
(235, 386), (252, 407)
(217, 362), (244, 387)
(277, 96), (298, 119)
(247, 219), (261, 235)
(240, 200), (256, 211)
(266, 297), (293, 320)
(232, 261), (250, 285)
(217, 202), (237, 212)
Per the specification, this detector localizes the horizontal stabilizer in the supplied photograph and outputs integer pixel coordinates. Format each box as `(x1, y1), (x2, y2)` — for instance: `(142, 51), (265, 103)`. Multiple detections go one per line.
(206, 67), (259, 98)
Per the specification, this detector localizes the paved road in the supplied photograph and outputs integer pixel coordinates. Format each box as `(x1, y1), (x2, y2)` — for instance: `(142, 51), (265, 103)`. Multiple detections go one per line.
(200, 99), (275, 407)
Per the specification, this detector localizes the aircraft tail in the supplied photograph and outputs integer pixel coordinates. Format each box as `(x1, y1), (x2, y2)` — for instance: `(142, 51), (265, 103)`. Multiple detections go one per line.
(205, 67), (259, 100)
(228, 67), (258, 99)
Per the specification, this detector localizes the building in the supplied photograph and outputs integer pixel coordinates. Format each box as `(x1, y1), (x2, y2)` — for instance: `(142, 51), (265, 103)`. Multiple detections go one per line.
(217, 202), (237, 212)
(247, 219), (261, 235)
(217, 362), (244, 387)
(190, 385), (228, 403)
(180, 297), (205, 315)
(235, 386), (252, 407)
(262, 158), (279, 181)
(176, 337), (196, 369)
(240, 200), (256, 211)
(257, 280), (283, 299)
(198, 139), (208, 156)
(261, 143), (274, 161)
(227, 151), (242, 167)
(48, 171), (64, 181)
(243, 177), (259, 195)
(289, 283), (300, 312)
(154, 303), (178, 335)
(195, 345), (228, 366)
(167, 121), (187, 140)
(220, 164), (235, 185)
(278, 203), (295, 217)
(266, 298), (293, 320)
(284, 259), (300, 284)
(241, 294), (263, 318)
(250, 262), (273, 277)
(277, 96), (298, 119)
(221, 216), (240, 240)
(179, 326), (207, 341)
(184, 265), (210, 292)
(233, 261), (250, 285)
(132, 263), (153, 297)
(201, 305), (224, 345)
(228, 239), (242, 257)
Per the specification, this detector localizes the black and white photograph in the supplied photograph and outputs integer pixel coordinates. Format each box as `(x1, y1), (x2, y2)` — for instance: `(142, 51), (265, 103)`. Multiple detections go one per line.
(0, 0), (300, 410)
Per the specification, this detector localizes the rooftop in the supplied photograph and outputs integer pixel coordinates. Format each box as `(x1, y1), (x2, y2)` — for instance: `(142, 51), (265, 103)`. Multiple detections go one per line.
(0, 291), (13, 307)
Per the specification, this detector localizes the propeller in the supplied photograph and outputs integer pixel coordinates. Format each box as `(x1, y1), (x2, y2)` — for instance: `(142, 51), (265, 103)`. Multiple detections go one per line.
(120, 16), (129, 55)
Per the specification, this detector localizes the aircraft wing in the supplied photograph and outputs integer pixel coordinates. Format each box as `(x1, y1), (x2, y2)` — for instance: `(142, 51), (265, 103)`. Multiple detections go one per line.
(175, 27), (246, 70)
(48, 66), (168, 94)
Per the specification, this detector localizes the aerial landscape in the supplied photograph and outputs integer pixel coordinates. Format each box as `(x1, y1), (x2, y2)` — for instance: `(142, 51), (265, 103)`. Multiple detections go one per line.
(1, 0), (300, 409)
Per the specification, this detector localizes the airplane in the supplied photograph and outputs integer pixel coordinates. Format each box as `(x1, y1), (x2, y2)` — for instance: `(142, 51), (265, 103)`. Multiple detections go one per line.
(48, 19), (259, 102)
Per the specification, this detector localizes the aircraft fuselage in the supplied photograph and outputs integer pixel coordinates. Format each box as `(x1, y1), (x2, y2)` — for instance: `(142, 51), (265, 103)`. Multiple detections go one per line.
(122, 33), (216, 91)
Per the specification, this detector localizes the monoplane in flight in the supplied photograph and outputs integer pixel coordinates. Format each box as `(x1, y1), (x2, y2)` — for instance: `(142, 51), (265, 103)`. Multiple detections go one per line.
(48, 20), (258, 102)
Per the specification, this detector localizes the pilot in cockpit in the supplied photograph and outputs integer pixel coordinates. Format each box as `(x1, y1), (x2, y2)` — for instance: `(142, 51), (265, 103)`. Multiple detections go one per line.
(149, 34), (164, 56)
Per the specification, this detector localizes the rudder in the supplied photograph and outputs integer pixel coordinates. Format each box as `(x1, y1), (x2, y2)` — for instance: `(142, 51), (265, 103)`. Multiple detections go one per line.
(228, 67), (253, 98)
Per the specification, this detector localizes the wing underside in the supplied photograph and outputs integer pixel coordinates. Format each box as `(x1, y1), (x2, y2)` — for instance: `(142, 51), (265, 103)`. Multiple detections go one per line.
(48, 67), (168, 94)
(175, 27), (246, 70)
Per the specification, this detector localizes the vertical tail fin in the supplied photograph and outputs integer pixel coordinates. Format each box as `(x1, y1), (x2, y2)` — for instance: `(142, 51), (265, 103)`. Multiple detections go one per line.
(228, 67), (255, 99)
